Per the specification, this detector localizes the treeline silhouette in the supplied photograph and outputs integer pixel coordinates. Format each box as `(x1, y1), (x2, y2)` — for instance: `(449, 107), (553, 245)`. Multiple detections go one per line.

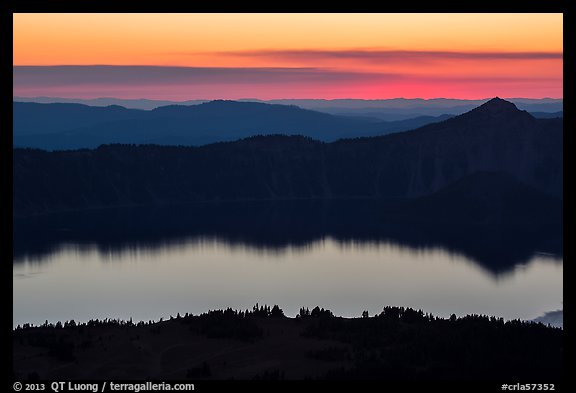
(13, 305), (562, 380)
(302, 306), (562, 380)
(14, 303), (285, 331)
(181, 304), (285, 342)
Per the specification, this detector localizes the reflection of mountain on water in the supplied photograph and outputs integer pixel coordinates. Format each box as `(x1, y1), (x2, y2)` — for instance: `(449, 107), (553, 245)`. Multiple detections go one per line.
(13, 199), (562, 274)
(532, 309), (563, 329)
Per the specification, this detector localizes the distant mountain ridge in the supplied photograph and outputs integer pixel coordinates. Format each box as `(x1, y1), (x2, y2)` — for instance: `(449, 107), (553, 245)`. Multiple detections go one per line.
(14, 98), (562, 217)
(13, 97), (562, 151)
(14, 96), (563, 113)
(14, 100), (456, 150)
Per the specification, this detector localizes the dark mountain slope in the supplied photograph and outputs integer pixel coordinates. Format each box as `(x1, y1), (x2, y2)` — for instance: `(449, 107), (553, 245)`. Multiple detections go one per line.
(13, 99), (562, 216)
(325, 98), (562, 197)
(402, 171), (562, 226)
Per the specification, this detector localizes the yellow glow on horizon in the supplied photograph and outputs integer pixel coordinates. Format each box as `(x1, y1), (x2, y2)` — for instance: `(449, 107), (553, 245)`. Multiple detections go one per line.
(13, 13), (563, 66)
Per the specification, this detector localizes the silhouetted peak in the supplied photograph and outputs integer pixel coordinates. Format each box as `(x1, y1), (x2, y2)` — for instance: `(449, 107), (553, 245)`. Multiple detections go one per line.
(474, 97), (522, 115)
(443, 97), (535, 126)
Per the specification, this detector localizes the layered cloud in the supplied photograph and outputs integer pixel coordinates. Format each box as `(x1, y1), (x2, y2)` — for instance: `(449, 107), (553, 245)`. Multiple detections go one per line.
(13, 62), (562, 100)
(13, 14), (562, 99)
(212, 49), (563, 61)
(13, 66), (402, 87)
(13, 66), (405, 99)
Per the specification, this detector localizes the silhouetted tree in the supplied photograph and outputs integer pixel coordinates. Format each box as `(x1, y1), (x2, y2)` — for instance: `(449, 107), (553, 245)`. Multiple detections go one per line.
(271, 305), (285, 317)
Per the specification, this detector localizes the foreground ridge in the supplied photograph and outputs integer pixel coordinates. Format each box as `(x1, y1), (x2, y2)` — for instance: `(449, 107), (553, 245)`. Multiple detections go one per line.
(13, 305), (562, 380)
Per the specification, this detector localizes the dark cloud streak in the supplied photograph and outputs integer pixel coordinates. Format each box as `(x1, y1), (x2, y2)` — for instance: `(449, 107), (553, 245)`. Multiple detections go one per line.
(13, 66), (403, 87)
(212, 49), (563, 61)
(13, 65), (561, 99)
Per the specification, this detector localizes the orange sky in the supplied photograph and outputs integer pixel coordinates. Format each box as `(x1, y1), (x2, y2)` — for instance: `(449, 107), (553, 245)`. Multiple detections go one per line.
(13, 13), (563, 99)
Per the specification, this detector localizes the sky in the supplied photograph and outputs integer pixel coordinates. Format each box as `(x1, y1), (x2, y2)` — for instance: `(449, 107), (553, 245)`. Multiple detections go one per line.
(13, 13), (563, 100)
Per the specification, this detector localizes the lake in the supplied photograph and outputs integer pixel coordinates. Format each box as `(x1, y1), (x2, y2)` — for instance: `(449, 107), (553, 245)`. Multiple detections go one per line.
(13, 201), (563, 327)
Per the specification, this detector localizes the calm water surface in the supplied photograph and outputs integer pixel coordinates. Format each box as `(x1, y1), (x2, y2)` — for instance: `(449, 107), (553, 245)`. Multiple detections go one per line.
(13, 236), (562, 327)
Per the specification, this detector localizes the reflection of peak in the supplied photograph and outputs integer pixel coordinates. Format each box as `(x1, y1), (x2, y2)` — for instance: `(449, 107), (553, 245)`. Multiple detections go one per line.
(13, 199), (562, 274)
